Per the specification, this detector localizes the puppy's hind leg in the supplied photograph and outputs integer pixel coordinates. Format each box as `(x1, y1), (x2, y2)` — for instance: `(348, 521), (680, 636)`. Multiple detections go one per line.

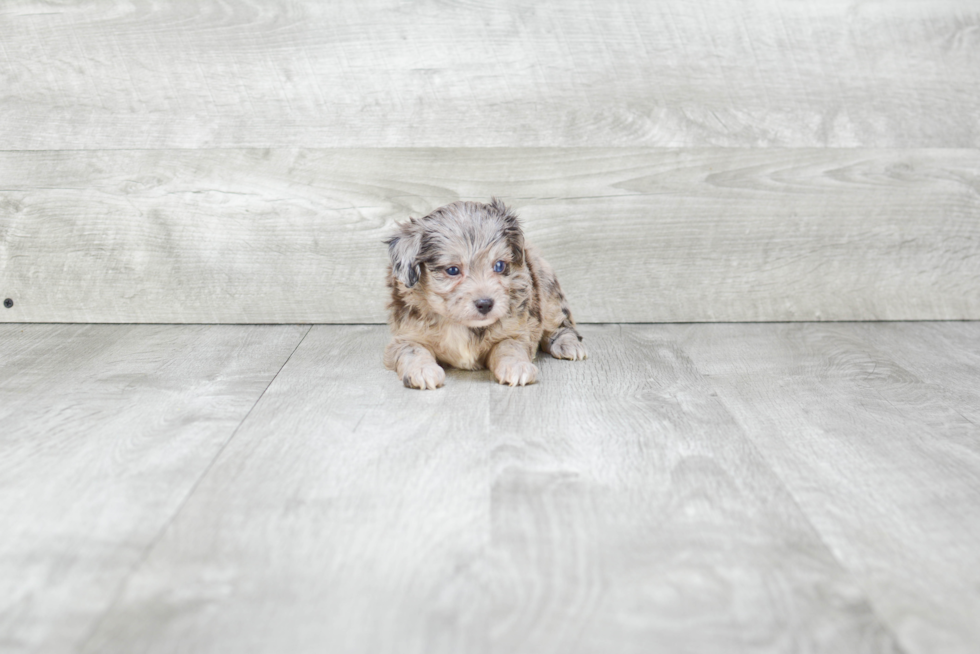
(538, 287), (587, 361)
(529, 249), (587, 362)
(542, 324), (588, 361)
(487, 339), (538, 387)
(385, 339), (446, 390)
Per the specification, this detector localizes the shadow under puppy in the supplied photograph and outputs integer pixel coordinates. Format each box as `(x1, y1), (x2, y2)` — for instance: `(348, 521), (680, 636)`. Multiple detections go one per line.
(385, 198), (586, 389)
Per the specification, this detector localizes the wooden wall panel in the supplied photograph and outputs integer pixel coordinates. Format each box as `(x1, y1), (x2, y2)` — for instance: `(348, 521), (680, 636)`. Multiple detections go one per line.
(0, 0), (977, 149)
(2, 148), (977, 323)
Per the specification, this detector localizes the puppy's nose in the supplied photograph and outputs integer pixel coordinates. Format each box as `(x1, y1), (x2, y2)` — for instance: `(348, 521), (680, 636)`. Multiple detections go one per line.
(474, 298), (494, 315)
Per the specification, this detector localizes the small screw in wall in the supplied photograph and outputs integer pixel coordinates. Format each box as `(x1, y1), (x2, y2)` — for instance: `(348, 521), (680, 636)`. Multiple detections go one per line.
(3, 299), (12, 309)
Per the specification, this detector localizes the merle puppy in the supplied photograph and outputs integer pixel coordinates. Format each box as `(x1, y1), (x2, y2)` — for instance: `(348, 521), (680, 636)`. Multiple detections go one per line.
(384, 198), (586, 389)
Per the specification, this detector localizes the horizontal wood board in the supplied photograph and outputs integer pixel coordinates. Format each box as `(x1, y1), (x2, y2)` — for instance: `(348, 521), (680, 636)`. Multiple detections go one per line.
(2, 148), (978, 323)
(1, 0), (978, 149)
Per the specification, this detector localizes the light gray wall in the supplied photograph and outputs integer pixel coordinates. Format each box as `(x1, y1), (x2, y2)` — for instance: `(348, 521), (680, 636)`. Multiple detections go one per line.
(1, 1), (978, 322)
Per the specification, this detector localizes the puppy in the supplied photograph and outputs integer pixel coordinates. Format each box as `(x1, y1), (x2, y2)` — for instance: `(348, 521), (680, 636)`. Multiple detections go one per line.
(384, 198), (586, 389)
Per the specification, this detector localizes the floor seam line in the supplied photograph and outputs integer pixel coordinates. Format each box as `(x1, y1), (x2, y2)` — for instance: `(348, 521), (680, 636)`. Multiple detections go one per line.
(695, 396), (913, 651)
(689, 332), (914, 653)
(75, 324), (313, 651)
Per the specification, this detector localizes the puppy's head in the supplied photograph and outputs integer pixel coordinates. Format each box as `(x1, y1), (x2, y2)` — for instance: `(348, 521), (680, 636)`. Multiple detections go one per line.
(387, 198), (526, 327)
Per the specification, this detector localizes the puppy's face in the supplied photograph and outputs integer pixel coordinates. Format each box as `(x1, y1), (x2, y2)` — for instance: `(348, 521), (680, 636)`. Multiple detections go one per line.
(422, 236), (515, 327)
(387, 200), (526, 328)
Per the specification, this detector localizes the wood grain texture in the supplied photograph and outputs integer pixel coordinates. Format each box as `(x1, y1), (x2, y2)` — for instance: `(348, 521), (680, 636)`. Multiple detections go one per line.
(679, 322), (980, 654)
(0, 323), (307, 654)
(0, 0), (977, 149)
(854, 321), (980, 427)
(80, 325), (900, 654)
(2, 148), (979, 323)
(79, 326), (494, 654)
(485, 325), (897, 653)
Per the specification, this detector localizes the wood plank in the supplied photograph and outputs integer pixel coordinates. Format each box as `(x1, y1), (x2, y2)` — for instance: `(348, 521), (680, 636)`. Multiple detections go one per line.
(79, 325), (494, 654)
(2, 148), (978, 323)
(0, 0), (977, 149)
(853, 322), (980, 426)
(679, 322), (980, 654)
(81, 325), (899, 653)
(486, 325), (897, 653)
(0, 323), (308, 654)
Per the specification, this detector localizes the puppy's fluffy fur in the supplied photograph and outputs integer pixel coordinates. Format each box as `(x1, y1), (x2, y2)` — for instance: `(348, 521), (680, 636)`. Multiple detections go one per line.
(384, 198), (586, 389)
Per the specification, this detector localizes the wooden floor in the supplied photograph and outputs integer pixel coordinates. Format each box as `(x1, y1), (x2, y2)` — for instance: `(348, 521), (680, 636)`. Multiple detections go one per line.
(1, 322), (978, 654)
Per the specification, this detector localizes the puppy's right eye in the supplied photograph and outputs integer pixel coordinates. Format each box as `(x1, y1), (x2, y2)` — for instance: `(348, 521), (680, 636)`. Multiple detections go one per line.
(445, 266), (460, 276)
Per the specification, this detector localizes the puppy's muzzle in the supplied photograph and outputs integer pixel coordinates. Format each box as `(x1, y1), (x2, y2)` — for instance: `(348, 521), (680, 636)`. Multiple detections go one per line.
(474, 298), (494, 315)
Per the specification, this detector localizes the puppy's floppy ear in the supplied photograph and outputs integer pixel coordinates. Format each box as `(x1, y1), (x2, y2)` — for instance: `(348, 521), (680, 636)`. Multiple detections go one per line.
(386, 219), (423, 288)
(490, 197), (525, 266)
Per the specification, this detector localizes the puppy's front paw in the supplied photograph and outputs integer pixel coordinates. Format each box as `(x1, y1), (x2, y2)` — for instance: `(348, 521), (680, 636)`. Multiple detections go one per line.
(402, 362), (446, 390)
(493, 359), (538, 387)
(550, 333), (588, 361)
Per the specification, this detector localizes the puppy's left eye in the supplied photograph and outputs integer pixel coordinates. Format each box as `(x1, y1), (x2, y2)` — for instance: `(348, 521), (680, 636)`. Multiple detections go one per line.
(445, 266), (460, 276)
(493, 260), (506, 273)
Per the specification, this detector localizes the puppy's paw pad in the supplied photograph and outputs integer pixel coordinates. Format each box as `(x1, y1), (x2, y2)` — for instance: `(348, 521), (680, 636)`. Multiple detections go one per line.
(402, 363), (446, 390)
(550, 335), (588, 361)
(494, 360), (538, 387)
